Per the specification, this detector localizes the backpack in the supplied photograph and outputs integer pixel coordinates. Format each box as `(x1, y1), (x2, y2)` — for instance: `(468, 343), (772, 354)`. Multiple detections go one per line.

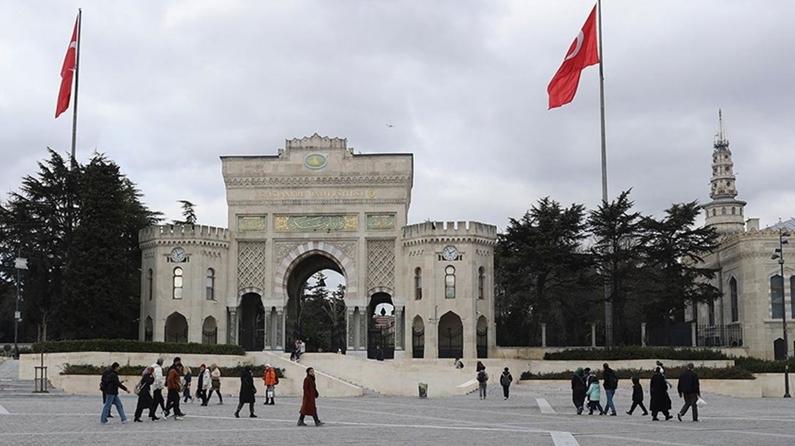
(477, 371), (488, 383)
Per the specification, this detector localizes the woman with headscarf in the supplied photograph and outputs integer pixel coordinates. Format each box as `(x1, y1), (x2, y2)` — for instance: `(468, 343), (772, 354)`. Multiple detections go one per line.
(297, 367), (323, 426)
(234, 365), (257, 418)
(133, 366), (155, 422)
(649, 367), (673, 421)
(571, 368), (587, 415)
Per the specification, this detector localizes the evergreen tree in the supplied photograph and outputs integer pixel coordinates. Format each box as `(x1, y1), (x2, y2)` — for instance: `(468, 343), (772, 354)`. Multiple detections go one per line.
(173, 200), (197, 225)
(588, 190), (645, 345)
(495, 197), (595, 346)
(0, 150), (159, 341)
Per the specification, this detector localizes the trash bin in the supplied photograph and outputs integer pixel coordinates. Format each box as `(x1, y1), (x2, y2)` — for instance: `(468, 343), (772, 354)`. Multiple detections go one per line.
(418, 382), (428, 399)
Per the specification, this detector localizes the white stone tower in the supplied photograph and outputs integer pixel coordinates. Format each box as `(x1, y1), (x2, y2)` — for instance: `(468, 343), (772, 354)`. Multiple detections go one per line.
(704, 110), (746, 233)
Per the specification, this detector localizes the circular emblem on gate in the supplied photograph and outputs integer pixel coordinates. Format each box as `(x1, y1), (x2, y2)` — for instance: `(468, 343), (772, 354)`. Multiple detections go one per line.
(304, 153), (327, 170)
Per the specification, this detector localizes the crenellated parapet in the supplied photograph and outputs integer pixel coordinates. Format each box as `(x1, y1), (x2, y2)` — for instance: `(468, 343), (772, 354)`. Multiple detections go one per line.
(139, 224), (230, 249)
(402, 221), (497, 247)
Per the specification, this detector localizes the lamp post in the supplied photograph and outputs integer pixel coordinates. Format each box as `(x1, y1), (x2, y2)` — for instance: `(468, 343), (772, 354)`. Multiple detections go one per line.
(13, 254), (28, 359)
(771, 227), (791, 398)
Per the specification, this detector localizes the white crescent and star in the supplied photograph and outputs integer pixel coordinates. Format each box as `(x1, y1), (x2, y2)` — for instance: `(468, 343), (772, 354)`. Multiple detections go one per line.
(565, 31), (584, 61)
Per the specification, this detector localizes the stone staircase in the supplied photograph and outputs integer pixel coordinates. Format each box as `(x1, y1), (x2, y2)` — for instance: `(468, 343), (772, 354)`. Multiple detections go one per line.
(0, 359), (64, 397)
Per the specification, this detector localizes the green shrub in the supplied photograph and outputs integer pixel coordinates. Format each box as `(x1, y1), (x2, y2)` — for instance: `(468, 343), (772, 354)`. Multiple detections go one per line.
(734, 357), (795, 373)
(61, 363), (285, 379)
(543, 347), (729, 361)
(521, 366), (754, 381)
(32, 339), (244, 355)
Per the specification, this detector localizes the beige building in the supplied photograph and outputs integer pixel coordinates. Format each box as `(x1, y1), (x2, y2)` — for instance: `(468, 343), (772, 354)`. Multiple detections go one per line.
(696, 122), (794, 359)
(139, 134), (497, 359)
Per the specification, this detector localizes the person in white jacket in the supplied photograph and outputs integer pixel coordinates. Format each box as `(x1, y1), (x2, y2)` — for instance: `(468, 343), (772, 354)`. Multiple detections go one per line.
(149, 358), (166, 420)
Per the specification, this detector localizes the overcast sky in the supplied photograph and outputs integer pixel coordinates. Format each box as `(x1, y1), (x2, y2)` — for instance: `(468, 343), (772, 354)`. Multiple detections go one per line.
(1, 0), (793, 230)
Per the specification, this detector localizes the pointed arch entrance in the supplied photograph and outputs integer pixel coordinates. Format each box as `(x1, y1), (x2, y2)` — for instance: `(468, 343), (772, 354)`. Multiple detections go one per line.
(284, 251), (347, 353)
(239, 293), (265, 351)
(476, 315), (488, 358)
(438, 311), (463, 359)
(164, 312), (188, 343)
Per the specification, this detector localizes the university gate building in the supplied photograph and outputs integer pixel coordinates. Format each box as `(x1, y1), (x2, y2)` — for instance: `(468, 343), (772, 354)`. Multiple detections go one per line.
(139, 134), (497, 359)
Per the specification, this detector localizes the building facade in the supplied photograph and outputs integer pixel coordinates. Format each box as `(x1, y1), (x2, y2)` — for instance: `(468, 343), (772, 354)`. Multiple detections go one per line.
(139, 134), (497, 359)
(696, 119), (795, 359)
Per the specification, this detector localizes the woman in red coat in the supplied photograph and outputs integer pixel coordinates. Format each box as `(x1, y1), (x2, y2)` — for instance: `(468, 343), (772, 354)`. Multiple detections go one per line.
(297, 368), (324, 426)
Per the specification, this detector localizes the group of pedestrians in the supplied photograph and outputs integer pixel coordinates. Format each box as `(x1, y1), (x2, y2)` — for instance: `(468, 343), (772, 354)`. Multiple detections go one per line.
(472, 361), (514, 400)
(570, 362), (701, 422)
(100, 358), (316, 426)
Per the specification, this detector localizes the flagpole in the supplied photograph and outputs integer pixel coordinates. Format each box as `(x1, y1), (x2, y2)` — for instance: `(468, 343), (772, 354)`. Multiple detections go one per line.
(596, 0), (613, 347)
(70, 9), (82, 163)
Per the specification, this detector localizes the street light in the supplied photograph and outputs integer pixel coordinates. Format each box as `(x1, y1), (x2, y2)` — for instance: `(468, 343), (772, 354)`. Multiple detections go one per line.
(771, 227), (791, 398)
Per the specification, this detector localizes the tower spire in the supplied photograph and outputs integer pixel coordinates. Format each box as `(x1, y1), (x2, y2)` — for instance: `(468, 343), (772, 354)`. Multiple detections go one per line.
(704, 109), (746, 234)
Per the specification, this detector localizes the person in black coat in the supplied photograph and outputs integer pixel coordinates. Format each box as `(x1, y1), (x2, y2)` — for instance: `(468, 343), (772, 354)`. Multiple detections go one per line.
(676, 363), (701, 422)
(571, 368), (587, 415)
(134, 367), (155, 422)
(234, 365), (257, 418)
(626, 375), (649, 416)
(649, 367), (673, 421)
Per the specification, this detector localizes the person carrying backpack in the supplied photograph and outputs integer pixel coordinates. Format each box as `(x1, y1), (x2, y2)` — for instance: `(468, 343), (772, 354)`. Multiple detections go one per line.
(476, 367), (489, 400)
(499, 367), (513, 400)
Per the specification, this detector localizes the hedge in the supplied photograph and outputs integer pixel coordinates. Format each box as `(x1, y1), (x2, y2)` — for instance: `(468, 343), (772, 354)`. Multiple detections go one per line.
(32, 339), (245, 355)
(543, 347), (729, 361)
(734, 357), (795, 373)
(61, 363), (285, 379)
(521, 365), (755, 381)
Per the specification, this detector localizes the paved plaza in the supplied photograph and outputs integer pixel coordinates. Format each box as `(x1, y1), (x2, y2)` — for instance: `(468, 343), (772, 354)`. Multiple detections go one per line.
(1, 381), (794, 446)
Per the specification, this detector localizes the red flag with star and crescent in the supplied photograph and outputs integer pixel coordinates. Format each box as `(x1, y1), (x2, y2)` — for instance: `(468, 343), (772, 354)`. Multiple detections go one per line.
(547, 5), (599, 109)
(55, 15), (79, 118)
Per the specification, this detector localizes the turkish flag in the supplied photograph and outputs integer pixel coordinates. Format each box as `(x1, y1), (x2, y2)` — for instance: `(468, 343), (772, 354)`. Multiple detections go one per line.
(55, 16), (79, 118)
(547, 5), (599, 109)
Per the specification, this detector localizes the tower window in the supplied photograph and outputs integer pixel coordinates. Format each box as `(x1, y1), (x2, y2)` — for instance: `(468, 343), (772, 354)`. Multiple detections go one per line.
(445, 266), (456, 299)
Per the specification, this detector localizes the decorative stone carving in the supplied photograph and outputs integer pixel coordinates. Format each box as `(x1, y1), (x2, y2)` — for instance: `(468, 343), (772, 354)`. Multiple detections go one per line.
(238, 215), (267, 232)
(238, 241), (267, 292)
(367, 213), (396, 231)
(367, 239), (395, 291)
(274, 215), (357, 232)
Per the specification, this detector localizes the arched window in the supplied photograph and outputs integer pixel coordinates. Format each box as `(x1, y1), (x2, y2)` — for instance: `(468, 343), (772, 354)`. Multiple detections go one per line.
(445, 265), (456, 299)
(202, 316), (218, 344)
(414, 267), (422, 300)
(206, 268), (215, 300)
(771, 275), (784, 319)
(791, 276), (795, 318)
(477, 267), (485, 300)
(147, 268), (153, 301)
(173, 267), (183, 299)
(144, 316), (153, 342)
(730, 278), (739, 322)
(707, 299), (715, 326)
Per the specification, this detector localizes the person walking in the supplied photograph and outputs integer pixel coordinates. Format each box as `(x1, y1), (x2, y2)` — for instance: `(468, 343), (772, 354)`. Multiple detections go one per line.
(134, 367), (155, 422)
(626, 375), (649, 416)
(99, 365), (115, 419)
(476, 365), (489, 400)
(649, 367), (673, 421)
(150, 358), (167, 419)
(164, 359), (185, 420)
(100, 362), (129, 424)
(602, 363), (619, 416)
(182, 366), (193, 403)
(206, 364), (223, 404)
(676, 363), (701, 422)
(585, 371), (605, 415)
(297, 368), (323, 426)
(571, 368), (587, 415)
(234, 365), (258, 418)
(500, 367), (513, 400)
(263, 364), (279, 405)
